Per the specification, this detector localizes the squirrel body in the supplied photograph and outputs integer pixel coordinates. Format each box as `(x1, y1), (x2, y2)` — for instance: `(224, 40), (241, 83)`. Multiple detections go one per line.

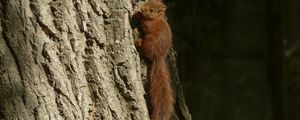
(133, 1), (174, 120)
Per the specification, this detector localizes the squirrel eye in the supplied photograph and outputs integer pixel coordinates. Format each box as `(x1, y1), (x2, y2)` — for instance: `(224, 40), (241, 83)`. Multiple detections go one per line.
(149, 9), (154, 13)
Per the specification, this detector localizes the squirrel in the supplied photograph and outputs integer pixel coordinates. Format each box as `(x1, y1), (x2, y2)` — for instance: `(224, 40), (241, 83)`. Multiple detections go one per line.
(133, 1), (174, 120)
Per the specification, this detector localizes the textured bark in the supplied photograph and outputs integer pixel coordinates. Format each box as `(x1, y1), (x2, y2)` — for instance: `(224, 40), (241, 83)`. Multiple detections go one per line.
(168, 50), (192, 120)
(0, 0), (190, 120)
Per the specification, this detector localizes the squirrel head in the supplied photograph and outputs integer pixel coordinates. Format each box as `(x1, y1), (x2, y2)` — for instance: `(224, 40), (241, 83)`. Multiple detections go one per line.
(138, 1), (166, 20)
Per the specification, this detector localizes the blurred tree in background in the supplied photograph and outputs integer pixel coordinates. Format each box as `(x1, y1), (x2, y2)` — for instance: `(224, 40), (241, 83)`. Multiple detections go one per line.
(167, 0), (300, 119)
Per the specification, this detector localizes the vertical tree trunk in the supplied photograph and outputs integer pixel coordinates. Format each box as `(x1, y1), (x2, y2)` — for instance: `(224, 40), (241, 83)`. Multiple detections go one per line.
(0, 0), (191, 120)
(265, 0), (287, 119)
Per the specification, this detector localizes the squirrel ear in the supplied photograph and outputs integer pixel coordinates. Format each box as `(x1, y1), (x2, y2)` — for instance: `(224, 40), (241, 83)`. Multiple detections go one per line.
(158, 7), (166, 13)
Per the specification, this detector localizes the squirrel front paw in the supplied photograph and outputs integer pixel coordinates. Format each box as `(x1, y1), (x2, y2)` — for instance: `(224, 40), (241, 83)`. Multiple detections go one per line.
(135, 39), (143, 47)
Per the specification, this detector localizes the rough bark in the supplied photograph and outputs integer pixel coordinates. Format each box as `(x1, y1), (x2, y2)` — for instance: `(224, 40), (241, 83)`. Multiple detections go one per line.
(0, 0), (190, 120)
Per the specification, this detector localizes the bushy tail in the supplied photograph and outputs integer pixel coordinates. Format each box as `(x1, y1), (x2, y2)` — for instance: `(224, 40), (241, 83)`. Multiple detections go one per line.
(149, 59), (174, 120)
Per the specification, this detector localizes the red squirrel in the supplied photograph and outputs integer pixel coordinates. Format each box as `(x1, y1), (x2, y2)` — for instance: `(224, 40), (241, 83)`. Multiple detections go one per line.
(133, 1), (174, 120)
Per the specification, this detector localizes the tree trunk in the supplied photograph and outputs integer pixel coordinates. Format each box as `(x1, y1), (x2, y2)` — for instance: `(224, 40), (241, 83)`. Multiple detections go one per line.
(0, 0), (191, 120)
(265, 0), (287, 119)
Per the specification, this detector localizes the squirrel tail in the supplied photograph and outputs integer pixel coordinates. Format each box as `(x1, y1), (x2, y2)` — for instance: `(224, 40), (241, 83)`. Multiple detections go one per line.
(149, 59), (174, 120)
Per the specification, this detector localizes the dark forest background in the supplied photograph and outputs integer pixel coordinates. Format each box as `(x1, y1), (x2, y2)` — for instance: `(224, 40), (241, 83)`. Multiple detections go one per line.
(166, 0), (300, 119)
